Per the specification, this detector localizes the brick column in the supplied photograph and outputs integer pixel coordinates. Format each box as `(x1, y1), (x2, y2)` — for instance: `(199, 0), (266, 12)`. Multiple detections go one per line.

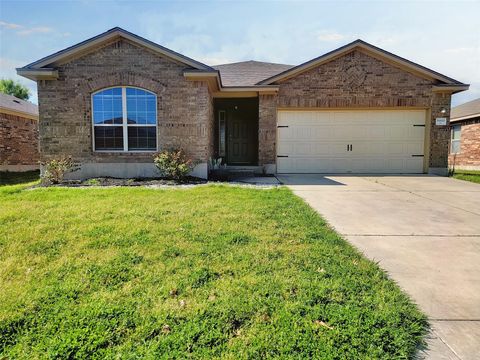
(258, 94), (277, 173)
(429, 92), (452, 173)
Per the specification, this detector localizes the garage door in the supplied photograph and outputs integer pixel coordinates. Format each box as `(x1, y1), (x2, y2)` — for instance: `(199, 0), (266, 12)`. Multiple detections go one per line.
(277, 110), (426, 173)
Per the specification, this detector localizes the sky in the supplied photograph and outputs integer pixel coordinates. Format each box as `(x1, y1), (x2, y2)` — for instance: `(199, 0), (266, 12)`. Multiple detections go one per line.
(0, 0), (479, 106)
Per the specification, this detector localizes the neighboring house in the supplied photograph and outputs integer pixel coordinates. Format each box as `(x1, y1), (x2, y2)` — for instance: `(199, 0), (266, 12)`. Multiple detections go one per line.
(448, 98), (480, 171)
(0, 92), (39, 172)
(16, 27), (469, 179)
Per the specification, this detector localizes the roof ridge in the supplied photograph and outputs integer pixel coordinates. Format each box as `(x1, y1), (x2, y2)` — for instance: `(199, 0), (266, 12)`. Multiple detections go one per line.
(213, 60), (293, 67)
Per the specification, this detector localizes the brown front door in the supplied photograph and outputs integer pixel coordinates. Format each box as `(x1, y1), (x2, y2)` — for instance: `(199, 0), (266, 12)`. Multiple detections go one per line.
(227, 111), (257, 165)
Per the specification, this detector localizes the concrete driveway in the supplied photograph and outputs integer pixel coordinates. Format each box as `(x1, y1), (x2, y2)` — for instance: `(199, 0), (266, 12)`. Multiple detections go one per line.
(278, 174), (480, 360)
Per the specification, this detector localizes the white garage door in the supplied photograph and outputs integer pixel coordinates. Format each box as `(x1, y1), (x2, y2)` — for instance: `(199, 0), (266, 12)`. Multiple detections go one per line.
(277, 110), (426, 174)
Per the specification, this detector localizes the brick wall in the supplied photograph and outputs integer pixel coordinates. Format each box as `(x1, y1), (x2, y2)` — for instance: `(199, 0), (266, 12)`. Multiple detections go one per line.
(0, 112), (39, 170)
(448, 118), (480, 170)
(259, 49), (452, 170)
(37, 38), (213, 166)
(258, 94), (278, 165)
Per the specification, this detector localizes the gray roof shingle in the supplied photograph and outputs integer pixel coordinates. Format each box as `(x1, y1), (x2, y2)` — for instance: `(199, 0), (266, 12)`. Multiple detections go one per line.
(451, 98), (480, 122)
(0, 92), (38, 117)
(213, 60), (293, 87)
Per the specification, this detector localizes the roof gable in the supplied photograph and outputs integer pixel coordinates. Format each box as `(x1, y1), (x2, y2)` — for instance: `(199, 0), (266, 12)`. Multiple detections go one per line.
(17, 27), (213, 79)
(258, 39), (467, 87)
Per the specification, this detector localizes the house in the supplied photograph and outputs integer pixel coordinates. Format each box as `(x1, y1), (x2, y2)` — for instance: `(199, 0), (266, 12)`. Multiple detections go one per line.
(448, 98), (480, 171)
(16, 27), (469, 179)
(0, 92), (39, 172)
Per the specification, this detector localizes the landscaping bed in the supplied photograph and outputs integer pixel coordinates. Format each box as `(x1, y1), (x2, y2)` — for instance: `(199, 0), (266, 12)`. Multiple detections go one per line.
(0, 183), (427, 358)
(43, 176), (207, 187)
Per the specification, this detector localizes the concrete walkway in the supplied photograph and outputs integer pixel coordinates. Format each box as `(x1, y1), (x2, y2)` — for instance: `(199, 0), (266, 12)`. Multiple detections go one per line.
(278, 174), (480, 360)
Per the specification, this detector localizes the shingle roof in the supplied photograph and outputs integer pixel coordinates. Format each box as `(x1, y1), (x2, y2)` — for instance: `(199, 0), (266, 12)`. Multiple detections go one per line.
(0, 92), (38, 117)
(213, 60), (293, 87)
(451, 98), (480, 122)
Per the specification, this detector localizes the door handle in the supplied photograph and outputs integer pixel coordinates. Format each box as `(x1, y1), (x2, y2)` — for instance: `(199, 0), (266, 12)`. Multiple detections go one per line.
(350, 144), (353, 151)
(347, 144), (349, 151)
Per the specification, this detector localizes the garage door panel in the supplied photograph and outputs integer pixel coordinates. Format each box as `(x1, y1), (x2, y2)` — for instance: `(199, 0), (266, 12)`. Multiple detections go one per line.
(277, 110), (426, 174)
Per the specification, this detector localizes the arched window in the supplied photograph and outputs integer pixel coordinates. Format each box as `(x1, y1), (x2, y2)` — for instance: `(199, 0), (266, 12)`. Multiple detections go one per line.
(92, 86), (157, 151)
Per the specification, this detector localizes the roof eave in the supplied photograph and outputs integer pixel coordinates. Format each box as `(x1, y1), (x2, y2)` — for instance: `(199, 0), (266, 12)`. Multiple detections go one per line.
(16, 68), (59, 81)
(432, 84), (470, 94)
(450, 113), (480, 122)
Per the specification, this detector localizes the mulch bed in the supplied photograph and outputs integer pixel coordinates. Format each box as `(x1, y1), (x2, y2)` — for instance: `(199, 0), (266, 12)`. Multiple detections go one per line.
(40, 177), (207, 187)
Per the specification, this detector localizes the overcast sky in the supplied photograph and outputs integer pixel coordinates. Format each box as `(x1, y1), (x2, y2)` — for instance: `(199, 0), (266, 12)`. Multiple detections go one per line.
(1, 0), (479, 106)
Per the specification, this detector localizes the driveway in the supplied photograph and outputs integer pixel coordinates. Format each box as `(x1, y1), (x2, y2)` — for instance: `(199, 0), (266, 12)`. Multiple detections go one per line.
(278, 174), (480, 360)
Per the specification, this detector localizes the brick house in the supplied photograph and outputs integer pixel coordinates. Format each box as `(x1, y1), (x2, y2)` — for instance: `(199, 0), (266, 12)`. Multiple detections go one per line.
(16, 27), (469, 179)
(448, 98), (480, 171)
(0, 92), (39, 172)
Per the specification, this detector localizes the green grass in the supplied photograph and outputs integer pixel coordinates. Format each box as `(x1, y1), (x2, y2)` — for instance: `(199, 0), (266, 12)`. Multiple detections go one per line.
(0, 170), (40, 186)
(0, 184), (427, 359)
(451, 170), (480, 184)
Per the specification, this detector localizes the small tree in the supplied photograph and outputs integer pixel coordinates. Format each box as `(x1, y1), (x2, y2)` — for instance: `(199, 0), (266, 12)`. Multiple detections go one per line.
(0, 79), (30, 100)
(153, 149), (193, 180)
(41, 156), (79, 185)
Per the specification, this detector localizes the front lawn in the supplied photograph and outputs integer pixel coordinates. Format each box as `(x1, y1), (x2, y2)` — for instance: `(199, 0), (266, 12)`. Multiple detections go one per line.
(0, 184), (427, 358)
(451, 170), (480, 184)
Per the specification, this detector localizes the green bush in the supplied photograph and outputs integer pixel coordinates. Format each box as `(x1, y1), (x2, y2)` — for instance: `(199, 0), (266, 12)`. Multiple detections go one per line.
(41, 156), (79, 185)
(153, 149), (193, 180)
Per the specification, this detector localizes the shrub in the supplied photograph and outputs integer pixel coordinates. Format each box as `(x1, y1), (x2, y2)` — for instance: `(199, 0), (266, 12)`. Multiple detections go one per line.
(153, 149), (193, 180)
(41, 156), (79, 185)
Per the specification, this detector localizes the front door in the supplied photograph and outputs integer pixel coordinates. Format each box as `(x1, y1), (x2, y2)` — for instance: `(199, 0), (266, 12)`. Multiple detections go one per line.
(227, 115), (255, 164)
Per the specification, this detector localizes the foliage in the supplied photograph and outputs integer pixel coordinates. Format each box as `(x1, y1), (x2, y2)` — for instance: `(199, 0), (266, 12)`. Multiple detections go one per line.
(41, 156), (79, 185)
(0, 79), (30, 100)
(0, 185), (427, 358)
(208, 157), (225, 170)
(153, 149), (193, 180)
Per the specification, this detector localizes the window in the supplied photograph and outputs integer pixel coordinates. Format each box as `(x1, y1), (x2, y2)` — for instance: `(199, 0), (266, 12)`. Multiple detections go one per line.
(92, 87), (157, 151)
(218, 110), (226, 157)
(450, 124), (461, 154)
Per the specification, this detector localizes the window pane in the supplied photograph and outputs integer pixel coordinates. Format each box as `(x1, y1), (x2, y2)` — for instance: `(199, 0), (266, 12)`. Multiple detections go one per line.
(94, 126), (123, 150)
(93, 97), (103, 111)
(146, 112), (156, 124)
(93, 112), (104, 124)
(146, 98), (156, 112)
(127, 98), (136, 112)
(125, 87), (156, 128)
(451, 140), (460, 154)
(452, 125), (461, 140)
(93, 87), (123, 124)
(128, 126), (156, 151)
(113, 111), (123, 124)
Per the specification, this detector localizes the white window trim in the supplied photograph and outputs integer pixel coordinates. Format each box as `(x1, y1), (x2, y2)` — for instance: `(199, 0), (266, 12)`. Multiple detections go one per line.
(91, 86), (158, 153)
(450, 124), (461, 154)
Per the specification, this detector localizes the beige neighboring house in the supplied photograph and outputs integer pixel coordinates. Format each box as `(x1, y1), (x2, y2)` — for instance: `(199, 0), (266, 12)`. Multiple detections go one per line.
(0, 92), (39, 172)
(16, 27), (469, 179)
(448, 98), (480, 171)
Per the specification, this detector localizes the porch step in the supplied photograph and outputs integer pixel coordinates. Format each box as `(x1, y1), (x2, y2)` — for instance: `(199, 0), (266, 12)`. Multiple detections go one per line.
(210, 166), (263, 181)
(227, 170), (256, 180)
